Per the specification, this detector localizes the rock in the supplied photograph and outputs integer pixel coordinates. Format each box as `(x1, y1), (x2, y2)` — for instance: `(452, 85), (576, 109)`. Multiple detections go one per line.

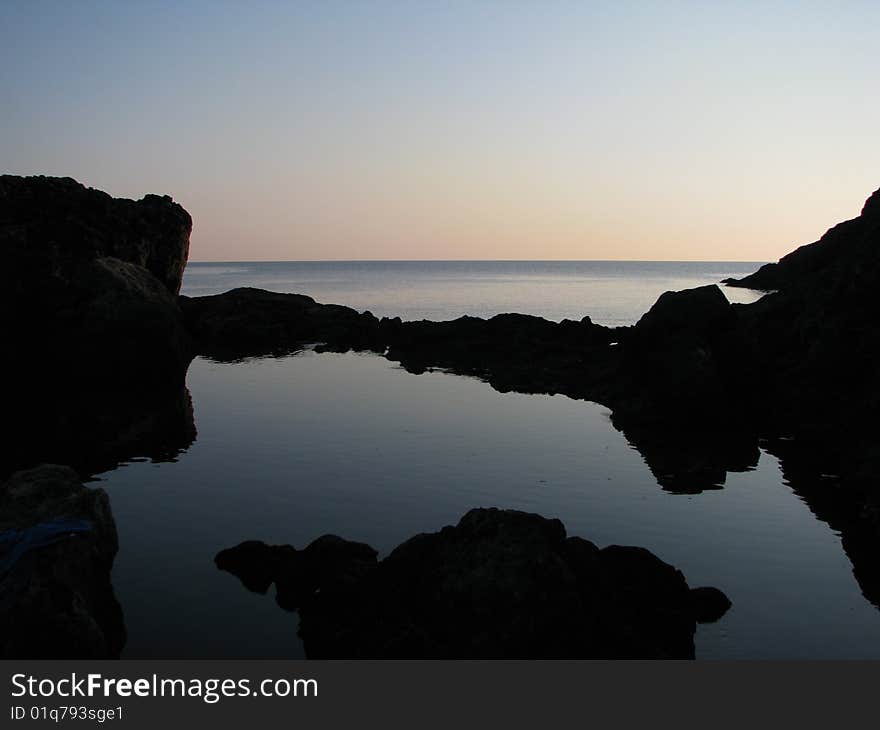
(215, 534), (378, 611)
(0, 465), (125, 658)
(634, 285), (734, 339)
(724, 186), (880, 293)
(217, 508), (730, 659)
(689, 586), (733, 623)
(382, 313), (612, 390)
(0, 175), (194, 391)
(180, 288), (383, 360)
(56, 256), (192, 387)
(0, 175), (190, 294)
(215, 541), (280, 594)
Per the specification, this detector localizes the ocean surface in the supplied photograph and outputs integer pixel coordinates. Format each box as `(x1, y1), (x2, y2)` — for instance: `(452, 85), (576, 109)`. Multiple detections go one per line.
(180, 260), (765, 325)
(94, 261), (880, 659)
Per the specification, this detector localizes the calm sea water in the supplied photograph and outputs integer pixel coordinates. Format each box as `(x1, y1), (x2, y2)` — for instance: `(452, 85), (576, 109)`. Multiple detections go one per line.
(181, 261), (765, 325)
(94, 261), (880, 659)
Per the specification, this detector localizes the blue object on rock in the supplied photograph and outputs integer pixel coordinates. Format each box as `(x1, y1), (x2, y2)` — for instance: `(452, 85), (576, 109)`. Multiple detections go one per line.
(0, 519), (94, 579)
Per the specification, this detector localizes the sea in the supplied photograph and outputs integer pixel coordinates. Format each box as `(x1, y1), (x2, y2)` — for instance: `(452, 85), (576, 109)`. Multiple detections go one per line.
(94, 261), (880, 659)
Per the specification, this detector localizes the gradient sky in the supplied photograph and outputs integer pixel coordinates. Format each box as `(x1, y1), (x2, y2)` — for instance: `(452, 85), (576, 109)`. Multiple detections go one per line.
(2, 1), (879, 262)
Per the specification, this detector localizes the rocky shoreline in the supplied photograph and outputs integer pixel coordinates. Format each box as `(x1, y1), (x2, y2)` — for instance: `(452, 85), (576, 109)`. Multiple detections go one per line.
(0, 465), (124, 658)
(216, 508), (731, 659)
(2, 173), (879, 657)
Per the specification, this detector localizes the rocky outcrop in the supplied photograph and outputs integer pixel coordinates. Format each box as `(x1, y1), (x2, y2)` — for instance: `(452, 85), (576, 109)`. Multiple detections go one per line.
(0, 465), (125, 658)
(0, 175), (190, 294)
(216, 508), (730, 659)
(725, 188), (880, 293)
(723, 189), (880, 470)
(179, 288), (383, 361)
(634, 284), (735, 337)
(382, 313), (613, 388)
(0, 175), (193, 391)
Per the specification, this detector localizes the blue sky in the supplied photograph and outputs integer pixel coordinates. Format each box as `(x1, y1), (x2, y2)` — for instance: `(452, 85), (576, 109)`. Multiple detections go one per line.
(2, 1), (878, 260)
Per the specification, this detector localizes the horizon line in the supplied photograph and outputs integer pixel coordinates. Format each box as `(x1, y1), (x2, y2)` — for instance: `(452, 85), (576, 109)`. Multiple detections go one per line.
(187, 258), (769, 265)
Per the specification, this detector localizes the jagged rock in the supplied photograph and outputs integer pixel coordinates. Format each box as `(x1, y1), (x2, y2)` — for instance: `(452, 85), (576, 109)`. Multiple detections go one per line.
(725, 188), (880, 450)
(217, 508), (729, 659)
(0, 465), (125, 658)
(0, 175), (190, 294)
(724, 186), (880, 293)
(0, 175), (194, 391)
(382, 312), (612, 388)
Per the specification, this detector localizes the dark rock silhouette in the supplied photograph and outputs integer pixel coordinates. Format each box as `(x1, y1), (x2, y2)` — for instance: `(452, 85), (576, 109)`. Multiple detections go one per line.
(723, 188), (880, 499)
(0, 174), (190, 294)
(1, 175), (199, 480)
(689, 586), (733, 624)
(380, 312), (612, 383)
(635, 284), (735, 336)
(216, 534), (378, 612)
(216, 508), (730, 659)
(0, 175), (193, 391)
(7, 174), (880, 657)
(0, 465), (125, 658)
(724, 188), (880, 293)
(180, 288), (382, 361)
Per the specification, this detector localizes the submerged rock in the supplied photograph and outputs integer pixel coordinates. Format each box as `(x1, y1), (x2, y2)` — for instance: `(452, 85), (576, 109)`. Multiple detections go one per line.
(689, 586), (733, 624)
(215, 534), (378, 612)
(216, 508), (729, 659)
(215, 540), (282, 594)
(0, 465), (124, 658)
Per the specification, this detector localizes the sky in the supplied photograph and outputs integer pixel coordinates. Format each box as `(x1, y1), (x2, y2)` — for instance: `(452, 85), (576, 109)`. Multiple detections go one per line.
(2, 1), (879, 262)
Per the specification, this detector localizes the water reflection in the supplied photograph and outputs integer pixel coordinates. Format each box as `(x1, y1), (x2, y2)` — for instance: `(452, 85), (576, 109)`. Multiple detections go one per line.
(3, 385), (196, 479)
(89, 351), (880, 659)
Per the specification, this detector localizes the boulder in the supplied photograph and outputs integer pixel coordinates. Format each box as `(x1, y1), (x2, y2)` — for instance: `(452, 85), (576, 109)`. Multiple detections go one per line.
(634, 284), (734, 339)
(0, 174), (190, 294)
(689, 586), (733, 624)
(0, 175), (194, 391)
(216, 508), (730, 659)
(215, 540), (281, 594)
(0, 465), (125, 658)
(215, 534), (378, 611)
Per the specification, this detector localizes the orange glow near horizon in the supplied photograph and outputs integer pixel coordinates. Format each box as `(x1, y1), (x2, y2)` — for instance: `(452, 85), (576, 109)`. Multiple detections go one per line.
(3, 3), (878, 264)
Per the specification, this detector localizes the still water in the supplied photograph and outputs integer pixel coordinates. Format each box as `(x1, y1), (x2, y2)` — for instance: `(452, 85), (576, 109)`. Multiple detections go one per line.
(181, 260), (765, 324)
(95, 261), (880, 658)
